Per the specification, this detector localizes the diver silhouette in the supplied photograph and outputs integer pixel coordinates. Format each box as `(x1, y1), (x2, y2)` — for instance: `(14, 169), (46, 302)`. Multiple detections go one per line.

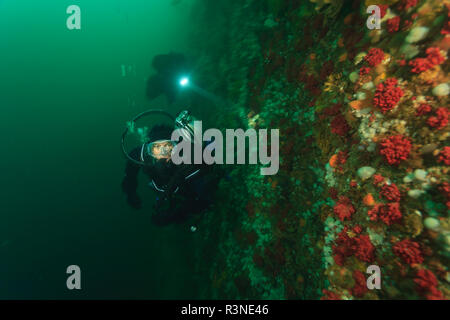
(121, 110), (218, 226)
(146, 52), (190, 104)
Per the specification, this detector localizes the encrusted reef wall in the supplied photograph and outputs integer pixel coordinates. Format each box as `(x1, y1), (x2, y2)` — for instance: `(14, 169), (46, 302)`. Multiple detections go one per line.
(190, 0), (449, 299)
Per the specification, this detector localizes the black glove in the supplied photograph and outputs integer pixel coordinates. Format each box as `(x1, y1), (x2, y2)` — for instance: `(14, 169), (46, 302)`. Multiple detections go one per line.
(127, 193), (142, 210)
(121, 176), (137, 193)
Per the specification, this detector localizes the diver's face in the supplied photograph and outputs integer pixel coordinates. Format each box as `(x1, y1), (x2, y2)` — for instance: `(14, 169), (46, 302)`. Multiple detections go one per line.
(149, 140), (175, 162)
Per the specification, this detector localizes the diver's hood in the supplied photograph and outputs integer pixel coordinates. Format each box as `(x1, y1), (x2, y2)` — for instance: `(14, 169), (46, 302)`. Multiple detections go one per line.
(121, 109), (197, 167)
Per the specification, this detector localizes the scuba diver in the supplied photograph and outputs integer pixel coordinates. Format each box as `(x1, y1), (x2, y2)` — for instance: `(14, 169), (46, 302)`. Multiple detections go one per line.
(146, 52), (190, 104)
(121, 110), (217, 226)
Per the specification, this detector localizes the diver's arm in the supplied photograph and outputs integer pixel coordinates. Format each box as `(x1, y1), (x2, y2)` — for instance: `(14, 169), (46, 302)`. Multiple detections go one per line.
(165, 164), (201, 194)
(121, 148), (142, 209)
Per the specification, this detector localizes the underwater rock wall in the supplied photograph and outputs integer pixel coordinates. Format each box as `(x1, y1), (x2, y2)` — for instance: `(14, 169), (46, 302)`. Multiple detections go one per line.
(192, 0), (449, 299)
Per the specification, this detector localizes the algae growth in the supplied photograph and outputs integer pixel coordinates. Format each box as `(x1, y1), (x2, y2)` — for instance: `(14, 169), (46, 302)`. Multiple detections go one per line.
(189, 0), (449, 300)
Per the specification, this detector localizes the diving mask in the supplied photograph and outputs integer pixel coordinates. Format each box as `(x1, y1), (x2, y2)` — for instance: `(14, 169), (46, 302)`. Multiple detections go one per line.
(145, 140), (176, 161)
(122, 109), (198, 166)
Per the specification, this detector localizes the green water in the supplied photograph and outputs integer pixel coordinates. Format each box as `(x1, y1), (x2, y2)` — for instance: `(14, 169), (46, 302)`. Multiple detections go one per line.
(0, 0), (203, 299)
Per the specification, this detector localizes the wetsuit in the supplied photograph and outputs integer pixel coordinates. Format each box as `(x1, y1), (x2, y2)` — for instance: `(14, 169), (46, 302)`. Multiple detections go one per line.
(122, 144), (216, 226)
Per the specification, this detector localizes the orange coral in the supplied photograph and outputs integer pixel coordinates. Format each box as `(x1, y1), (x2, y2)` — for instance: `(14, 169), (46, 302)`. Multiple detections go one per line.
(329, 154), (339, 168)
(363, 193), (376, 206)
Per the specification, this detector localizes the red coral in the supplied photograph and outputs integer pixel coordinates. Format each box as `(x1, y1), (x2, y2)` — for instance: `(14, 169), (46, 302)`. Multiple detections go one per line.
(333, 196), (355, 221)
(416, 103), (432, 116)
(368, 204), (380, 221)
(359, 66), (371, 76)
(427, 107), (449, 130)
(333, 228), (355, 266)
(380, 183), (401, 202)
(427, 287), (445, 300)
(336, 150), (348, 165)
(393, 239), (424, 265)
(373, 174), (385, 186)
(368, 203), (402, 225)
(379, 135), (411, 165)
(364, 48), (385, 67)
(353, 225), (362, 234)
(440, 182), (450, 209)
(426, 47), (446, 65)
(440, 182), (450, 198)
(387, 16), (400, 33)
(409, 47), (445, 73)
(402, 19), (413, 31)
(331, 114), (350, 136)
(409, 58), (432, 73)
(333, 228), (375, 266)
(400, 0), (418, 10)
(321, 289), (340, 300)
(373, 78), (404, 113)
(378, 202), (402, 225)
(351, 270), (368, 297)
(415, 269), (437, 293)
(437, 146), (450, 166)
(379, 4), (389, 18)
(354, 235), (375, 263)
(442, 4), (450, 35)
(442, 20), (450, 35)
(414, 269), (444, 300)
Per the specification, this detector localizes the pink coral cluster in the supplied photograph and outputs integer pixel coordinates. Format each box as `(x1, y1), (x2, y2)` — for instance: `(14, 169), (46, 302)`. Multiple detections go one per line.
(379, 135), (412, 165)
(373, 78), (404, 113)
